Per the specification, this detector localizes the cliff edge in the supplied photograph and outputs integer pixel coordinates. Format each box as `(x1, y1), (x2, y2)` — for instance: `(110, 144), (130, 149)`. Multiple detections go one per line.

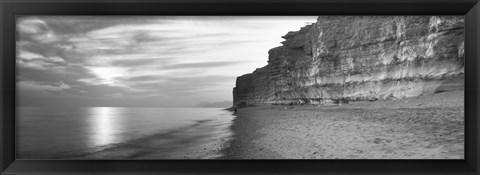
(233, 16), (464, 107)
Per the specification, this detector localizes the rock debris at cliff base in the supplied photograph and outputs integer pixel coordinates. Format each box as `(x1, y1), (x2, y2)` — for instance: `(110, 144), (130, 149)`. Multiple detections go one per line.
(233, 16), (464, 107)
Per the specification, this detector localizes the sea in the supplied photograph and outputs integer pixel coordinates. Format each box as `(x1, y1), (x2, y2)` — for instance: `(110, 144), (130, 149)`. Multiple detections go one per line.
(16, 107), (236, 159)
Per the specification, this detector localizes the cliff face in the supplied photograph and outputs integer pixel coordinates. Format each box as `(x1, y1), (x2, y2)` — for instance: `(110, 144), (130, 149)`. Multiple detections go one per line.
(233, 16), (464, 106)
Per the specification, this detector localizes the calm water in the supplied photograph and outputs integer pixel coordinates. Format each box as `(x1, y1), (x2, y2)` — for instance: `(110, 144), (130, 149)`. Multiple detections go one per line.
(17, 107), (236, 159)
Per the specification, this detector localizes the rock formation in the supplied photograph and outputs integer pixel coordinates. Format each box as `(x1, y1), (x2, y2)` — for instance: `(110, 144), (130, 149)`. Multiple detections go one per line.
(233, 16), (464, 107)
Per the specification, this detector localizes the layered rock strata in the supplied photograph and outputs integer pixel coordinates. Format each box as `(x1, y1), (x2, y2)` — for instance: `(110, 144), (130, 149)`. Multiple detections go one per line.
(233, 16), (464, 106)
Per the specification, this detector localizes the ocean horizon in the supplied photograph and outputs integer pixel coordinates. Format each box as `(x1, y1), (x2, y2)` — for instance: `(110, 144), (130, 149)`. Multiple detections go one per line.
(16, 107), (236, 159)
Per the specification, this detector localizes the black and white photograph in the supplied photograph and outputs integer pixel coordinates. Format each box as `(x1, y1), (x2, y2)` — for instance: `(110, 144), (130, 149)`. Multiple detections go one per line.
(16, 16), (464, 159)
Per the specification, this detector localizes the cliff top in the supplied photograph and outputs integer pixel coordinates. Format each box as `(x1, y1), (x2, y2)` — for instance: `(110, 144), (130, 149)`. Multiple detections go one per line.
(281, 24), (314, 40)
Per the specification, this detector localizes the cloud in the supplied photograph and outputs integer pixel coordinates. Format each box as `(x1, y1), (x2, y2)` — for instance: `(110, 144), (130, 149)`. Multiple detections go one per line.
(164, 61), (243, 69)
(18, 81), (73, 95)
(122, 75), (162, 82)
(68, 83), (127, 97)
(105, 92), (124, 98)
(17, 18), (49, 34)
(167, 75), (234, 83)
(17, 50), (44, 60)
(111, 58), (163, 67)
(17, 62), (98, 94)
(125, 75), (235, 98)
(19, 16), (170, 35)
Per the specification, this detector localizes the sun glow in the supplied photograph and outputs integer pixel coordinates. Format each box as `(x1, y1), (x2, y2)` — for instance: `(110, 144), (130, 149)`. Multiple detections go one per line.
(89, 67), (125, 86)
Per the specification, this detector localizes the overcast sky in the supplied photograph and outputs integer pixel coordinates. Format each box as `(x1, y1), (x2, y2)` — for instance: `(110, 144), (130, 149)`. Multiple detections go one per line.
(16, 16), (317, 107)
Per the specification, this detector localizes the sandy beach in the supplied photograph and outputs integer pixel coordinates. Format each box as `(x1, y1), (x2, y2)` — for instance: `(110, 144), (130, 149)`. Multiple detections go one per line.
(221, 90), (464, 159)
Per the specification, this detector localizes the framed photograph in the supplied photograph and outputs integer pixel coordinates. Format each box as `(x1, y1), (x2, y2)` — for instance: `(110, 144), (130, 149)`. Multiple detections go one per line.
(1, 0), (479, 174)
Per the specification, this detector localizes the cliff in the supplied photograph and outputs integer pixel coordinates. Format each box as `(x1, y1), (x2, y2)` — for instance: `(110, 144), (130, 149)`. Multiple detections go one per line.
(233, 16), (464, 106)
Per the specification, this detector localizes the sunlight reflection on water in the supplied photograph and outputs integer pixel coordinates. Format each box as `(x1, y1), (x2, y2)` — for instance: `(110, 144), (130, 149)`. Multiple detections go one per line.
(89, 107), (121, 148)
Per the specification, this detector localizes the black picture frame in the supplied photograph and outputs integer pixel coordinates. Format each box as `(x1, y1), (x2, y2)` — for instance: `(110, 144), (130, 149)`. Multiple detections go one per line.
(1, 0), (479, 174)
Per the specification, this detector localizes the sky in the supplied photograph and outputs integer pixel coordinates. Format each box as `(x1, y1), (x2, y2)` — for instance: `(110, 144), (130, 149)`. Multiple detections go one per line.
(16, 16), (317, 107)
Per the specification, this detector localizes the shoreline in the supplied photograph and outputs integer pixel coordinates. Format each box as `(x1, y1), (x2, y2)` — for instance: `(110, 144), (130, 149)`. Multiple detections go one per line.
(221, 90), (464, 159)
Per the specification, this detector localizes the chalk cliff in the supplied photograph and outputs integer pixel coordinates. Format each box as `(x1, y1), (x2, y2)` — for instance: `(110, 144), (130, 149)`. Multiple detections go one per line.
(233, 16), (464, 107)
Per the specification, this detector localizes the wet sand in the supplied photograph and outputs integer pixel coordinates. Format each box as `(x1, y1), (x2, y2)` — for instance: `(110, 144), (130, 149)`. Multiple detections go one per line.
(221, 90), (464, 159)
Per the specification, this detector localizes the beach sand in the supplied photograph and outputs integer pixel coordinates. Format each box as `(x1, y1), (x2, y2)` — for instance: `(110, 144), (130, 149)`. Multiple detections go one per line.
(221, 90), (464, 159)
